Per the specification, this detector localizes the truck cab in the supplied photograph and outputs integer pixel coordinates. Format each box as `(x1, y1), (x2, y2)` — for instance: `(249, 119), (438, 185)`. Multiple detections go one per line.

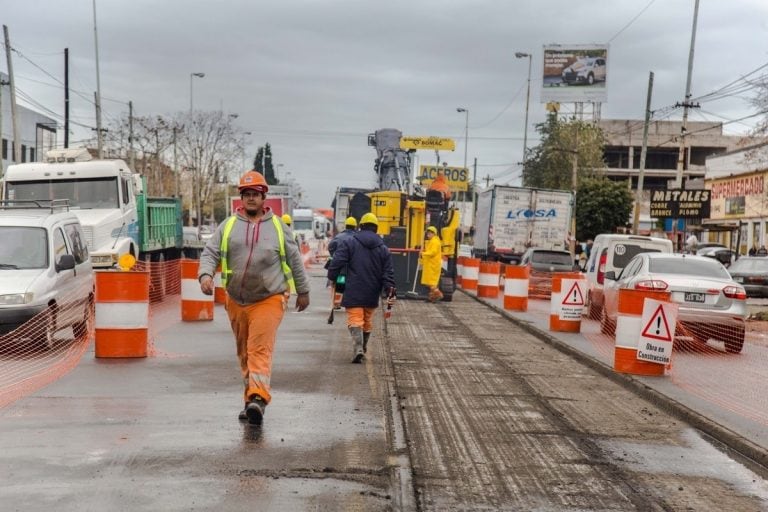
(2, 148), (180, 268)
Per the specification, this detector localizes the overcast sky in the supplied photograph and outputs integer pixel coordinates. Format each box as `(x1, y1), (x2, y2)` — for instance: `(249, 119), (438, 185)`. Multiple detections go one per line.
(4, 0), (768, 206)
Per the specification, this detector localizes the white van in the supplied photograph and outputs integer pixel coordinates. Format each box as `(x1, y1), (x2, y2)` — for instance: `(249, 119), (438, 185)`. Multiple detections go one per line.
(584, 234), (673, 318)
(0, 200), (94, 348)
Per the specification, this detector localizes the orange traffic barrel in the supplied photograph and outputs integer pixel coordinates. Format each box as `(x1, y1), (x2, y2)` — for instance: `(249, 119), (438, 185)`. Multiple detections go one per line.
(94, 270), (149, 358)
(455, 256), (464, 287)
(462, 258), (480, 290)
(504, 265), (529, 311)
(181, 259), (214, 321)
(213, 264), (227, 304)
(477, 261), (501, 298)
(613, 289), (669, 376)
(549, 272), (586, 332)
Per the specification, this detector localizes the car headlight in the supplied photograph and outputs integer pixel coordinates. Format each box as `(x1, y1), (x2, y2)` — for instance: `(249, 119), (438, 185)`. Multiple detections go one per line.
(0, 292), (34, 305)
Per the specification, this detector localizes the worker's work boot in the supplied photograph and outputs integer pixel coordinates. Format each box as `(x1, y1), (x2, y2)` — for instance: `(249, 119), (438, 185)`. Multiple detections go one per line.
(245, 395), (267, 425)
(362, 332), (371, 354)
(349, 326), (364, 363)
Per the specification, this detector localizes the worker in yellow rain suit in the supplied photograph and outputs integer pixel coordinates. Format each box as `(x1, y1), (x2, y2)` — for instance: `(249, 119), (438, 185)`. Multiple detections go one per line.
(420, 226), (443, 302)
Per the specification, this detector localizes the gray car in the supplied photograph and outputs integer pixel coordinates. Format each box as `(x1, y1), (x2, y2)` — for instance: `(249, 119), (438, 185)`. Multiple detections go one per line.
(602, 253), (748, 353)
(728, 256), (768, 298)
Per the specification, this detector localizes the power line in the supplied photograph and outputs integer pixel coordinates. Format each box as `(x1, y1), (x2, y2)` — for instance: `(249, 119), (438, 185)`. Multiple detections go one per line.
(607, 0), (658, 43)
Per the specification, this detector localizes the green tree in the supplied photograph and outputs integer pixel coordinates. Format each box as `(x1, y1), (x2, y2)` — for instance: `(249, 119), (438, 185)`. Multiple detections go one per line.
(252, 143), (279, 185)
(522, 113), (605, 190)
(574, 176), (634, 240)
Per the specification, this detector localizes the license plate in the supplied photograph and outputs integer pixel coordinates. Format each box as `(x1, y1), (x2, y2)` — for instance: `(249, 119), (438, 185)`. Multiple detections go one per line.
(684, 292), (705, 303)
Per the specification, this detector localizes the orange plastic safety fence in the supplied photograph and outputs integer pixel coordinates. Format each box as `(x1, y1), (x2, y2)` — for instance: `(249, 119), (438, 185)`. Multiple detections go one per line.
(0, 258), (187, 410)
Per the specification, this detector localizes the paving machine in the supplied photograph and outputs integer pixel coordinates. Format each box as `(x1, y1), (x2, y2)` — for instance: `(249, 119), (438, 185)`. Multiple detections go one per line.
(355, 128), (461, 300)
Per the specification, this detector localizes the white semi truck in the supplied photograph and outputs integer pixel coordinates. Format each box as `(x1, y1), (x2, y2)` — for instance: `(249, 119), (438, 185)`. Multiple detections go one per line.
(2, 148), (183, 268)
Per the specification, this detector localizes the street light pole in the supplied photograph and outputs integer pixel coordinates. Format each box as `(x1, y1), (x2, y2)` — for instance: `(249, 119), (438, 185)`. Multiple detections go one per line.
(515, 52), (532, 168)
(456, 107), (472, 229)
(189, 72), (205, 114)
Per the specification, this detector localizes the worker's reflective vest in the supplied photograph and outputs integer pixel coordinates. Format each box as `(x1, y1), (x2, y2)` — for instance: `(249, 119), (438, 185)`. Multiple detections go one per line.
(220, 215), (296, 293)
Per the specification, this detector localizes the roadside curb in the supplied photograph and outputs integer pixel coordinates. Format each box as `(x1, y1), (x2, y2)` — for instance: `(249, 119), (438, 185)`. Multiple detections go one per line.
(459, 288), (768, 478)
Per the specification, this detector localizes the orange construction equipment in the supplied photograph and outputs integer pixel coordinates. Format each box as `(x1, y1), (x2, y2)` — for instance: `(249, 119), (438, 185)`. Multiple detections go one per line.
(181, 259), (214, 321)
(613, 289), (669, 376)
(477, 261), (501, 298)
(503, 264), (529, 311)
(94, 270), (150, 358)
(549, 272), (586, 333)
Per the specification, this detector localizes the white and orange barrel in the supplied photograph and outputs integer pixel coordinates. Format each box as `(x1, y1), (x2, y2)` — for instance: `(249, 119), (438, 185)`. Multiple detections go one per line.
(213, 264), (227, 304)
(504, 264), (529, 311)
(614, 289), (669, 376)
(456, 256), (464, 287)
(462, 257), (480, 290)
(549, 272), (586, 332)
(181, 259), (214, 321)
(477, 261), (501, 298)
(94, 270), (149, 358)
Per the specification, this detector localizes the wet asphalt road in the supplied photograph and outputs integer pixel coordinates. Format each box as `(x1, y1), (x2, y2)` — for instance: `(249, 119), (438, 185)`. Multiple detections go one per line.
(1, 266), (768, 510)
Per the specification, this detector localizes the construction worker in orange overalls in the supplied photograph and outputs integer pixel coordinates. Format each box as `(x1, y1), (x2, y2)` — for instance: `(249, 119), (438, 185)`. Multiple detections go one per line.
(327, 213), (395, 363)
(420, 226), (444, 302)
(327, 216), (358, 308)
(198, 170), (310, 425)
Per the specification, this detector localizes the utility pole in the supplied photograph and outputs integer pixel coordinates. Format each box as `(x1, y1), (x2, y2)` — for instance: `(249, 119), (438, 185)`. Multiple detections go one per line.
(633, 72), (654, 235)
(472, 157), (478, 229)
(92, 0), (104, 158)
(128, 101), (135, 171)
(0, 74), (4, 177)
(4, 25), (21, 165)
(570, 126), (579, 254)
(674, 0), (700, 190)
(64, 48), (70, 148)
(173, 126), (179, 198)
(483, 174), (493, 187)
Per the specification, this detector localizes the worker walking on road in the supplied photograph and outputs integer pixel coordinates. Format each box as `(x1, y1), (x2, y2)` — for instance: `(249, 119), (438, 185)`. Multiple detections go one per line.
(421, 226), (444, 302)
(198, 170), (310, 425)
(281, 213), (300, 244)
(327, 213), (395, 363)
(326, 216), (358, 309)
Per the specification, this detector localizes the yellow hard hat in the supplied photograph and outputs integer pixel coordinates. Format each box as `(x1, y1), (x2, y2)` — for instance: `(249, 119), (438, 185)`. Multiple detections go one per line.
(360, 212), (378, 227)
(427, 226), (438, 234)
(345, 216), (357, 227)
(281, 213), (292, 225)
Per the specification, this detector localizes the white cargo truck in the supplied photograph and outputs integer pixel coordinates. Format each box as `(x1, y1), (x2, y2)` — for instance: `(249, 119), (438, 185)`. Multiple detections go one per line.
(473, 185), (574, 264)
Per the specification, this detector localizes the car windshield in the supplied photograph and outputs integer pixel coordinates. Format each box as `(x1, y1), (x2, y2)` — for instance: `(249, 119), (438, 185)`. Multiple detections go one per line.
(6, 177), (119, 209)
(0, 226), (48, 269)
(729, 258), (768, 273)
(531, 251), (572, 266)
(294, 220), (312, 230)
(649, 257), (730, 279)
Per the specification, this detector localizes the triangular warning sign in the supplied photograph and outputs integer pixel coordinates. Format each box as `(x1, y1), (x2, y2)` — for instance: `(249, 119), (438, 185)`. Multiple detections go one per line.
(641, 304), (673, 342)
(561, 281), (585, 306)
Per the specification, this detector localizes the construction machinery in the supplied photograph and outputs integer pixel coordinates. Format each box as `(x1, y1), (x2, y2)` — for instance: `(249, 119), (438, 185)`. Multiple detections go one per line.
(351, 128), (461, 300)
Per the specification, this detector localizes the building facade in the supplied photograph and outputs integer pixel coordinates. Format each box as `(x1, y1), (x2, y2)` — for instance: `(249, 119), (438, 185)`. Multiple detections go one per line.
(1, 73), (58, 175)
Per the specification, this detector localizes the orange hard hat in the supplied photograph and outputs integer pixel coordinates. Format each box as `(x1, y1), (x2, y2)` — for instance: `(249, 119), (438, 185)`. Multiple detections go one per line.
(238, 170), (269, 193)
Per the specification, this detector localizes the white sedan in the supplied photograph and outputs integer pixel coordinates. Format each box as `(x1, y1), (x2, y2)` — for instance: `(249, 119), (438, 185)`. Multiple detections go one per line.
(601, 253), (748, 353)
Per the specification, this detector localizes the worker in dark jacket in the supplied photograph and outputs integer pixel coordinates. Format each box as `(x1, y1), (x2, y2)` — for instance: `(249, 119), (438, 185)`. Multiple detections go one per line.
(327, 216), (358, 308)
(327, 212), (395, 363)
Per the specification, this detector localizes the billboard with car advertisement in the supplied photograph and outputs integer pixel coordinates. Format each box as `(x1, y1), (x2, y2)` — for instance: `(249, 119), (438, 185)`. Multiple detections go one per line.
(541, 44), (608, 103)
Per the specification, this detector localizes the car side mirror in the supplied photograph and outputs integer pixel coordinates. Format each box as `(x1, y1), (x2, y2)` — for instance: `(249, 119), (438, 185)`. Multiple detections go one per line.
(57, 254), (76, 272)
(604, 270), (617, 281)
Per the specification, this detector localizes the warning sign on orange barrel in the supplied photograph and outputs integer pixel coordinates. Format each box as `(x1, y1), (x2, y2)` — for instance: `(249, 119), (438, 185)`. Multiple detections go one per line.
(637, 299), (678, 365)
(558, 278), (585, 321)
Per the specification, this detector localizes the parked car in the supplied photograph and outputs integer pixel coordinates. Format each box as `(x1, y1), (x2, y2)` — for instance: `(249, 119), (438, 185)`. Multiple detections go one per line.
(602, 253), (747, 353)
(0, 200), (94, 349)
(584, 234), (673, 318)
(727, 256), (768, 298)
(561, 57), (606, 86)
(520, 248), (578, 299)
(697, 246), (735, 267)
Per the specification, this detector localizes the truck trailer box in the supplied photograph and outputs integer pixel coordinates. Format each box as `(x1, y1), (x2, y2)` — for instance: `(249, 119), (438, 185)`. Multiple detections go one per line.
(473, 185), (573, 263)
